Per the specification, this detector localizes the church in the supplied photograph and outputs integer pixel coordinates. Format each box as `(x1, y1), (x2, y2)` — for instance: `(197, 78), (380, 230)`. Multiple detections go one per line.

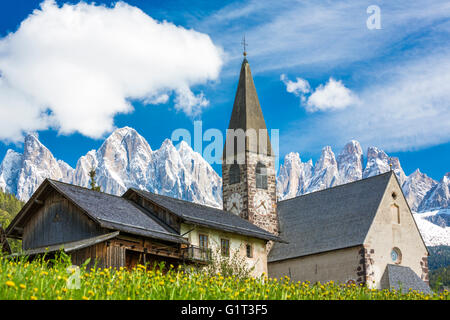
(4, 56), (430, 293)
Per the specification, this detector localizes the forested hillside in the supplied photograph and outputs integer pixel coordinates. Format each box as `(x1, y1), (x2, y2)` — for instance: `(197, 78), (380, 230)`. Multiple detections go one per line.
(428, 246), (450, 292)
(0, 190), (24, 253)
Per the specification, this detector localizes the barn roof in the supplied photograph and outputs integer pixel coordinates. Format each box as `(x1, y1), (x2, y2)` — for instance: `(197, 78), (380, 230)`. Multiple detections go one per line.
(48, 180), (187, 244)
(6, 179), (187, 244)
(381, 264), (432, 294)
(9, 231), (120, 257)
(268, 172), (394, 262)
(124, 188), (282, 242)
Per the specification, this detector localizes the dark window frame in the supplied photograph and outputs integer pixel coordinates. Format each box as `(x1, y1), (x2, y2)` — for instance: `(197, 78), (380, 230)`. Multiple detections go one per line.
(229, 163), (240, 185)
(256, 162), (268, 189)
(246, 243), (253, 258)
(221, 238), (230, 257)
(199, 234), (209, 249)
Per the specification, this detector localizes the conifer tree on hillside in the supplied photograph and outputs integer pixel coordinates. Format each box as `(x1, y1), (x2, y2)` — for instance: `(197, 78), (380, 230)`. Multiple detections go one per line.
(89, 168), (101, 192)
(0, 190), (24, 253)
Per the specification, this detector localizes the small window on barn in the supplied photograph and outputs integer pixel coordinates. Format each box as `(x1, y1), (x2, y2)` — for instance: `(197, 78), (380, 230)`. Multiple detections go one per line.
(229, 162), (240, 184)
(256, 162), (268, 189)
(221, 239), (230, 257)
(391, 204), (400, 224)
(246, 244), (253, 258)
(52, 212), (61, 223)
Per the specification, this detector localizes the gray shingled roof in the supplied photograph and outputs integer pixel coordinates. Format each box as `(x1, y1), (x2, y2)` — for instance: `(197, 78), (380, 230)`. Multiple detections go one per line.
(268, 172), (393, 262)
(49, 180), (186, 244)
(127, 188), (281, 242)
(381, 264), (432, 294)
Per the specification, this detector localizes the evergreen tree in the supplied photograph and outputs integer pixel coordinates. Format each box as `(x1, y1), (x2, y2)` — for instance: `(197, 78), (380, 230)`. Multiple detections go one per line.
(89, 168), (101, 192)
(0, 190), (24, 253)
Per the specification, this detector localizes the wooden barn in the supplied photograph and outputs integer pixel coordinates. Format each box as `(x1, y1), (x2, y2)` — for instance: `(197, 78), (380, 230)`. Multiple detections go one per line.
(5, 179), (279, 273)
(0, 224), (11, 255)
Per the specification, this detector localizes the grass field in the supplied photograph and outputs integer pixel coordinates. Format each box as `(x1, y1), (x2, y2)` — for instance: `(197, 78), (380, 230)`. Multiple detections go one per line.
(0, 253), (448, 300)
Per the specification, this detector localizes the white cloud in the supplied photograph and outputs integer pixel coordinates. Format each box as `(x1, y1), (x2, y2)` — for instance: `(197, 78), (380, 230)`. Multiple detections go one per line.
(174, 86), (210, 117)
(280, 74), (310, 96)
(199, 0), (450, 73)
(0, 0), (223, 142)
(281, 75), (356, 112)
(281, 51), (450, 153)
(306, 78), (357, 112)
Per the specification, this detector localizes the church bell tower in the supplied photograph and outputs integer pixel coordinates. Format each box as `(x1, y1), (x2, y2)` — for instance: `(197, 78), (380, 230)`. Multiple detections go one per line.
(222, 55), (278, 236)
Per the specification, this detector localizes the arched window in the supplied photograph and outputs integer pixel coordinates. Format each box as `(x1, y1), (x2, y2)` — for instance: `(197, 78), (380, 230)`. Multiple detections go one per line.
(229, 163), (240, 184)
(256, 162), (268, 189)
(391, 204), (400, 224)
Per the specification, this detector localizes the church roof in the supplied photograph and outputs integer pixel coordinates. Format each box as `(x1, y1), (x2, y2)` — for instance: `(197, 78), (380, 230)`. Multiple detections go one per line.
(381, 264), (432, 294)
(125, 188), (282, 242)
(269, 172), (394, 262)
(223, 58), (273, 158)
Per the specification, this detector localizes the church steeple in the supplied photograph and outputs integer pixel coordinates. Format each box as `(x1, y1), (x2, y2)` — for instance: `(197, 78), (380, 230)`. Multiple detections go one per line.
(222, 57), (278, 239)
(224, 58), (273, 160)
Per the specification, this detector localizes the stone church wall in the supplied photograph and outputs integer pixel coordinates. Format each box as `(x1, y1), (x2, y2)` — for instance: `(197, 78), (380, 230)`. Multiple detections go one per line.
(268, 246), (363, 284)
(363, 175), (429, 289)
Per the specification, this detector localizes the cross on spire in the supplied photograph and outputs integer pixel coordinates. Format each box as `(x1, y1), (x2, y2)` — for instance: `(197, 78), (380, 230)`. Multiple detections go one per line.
(241, 36), (248, 57)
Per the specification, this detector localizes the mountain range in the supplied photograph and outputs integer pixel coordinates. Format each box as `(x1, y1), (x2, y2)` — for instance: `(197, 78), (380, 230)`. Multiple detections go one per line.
(0, 127), (222, 209)
(276, 140), (449, 213)
(0, 127), (448, 246)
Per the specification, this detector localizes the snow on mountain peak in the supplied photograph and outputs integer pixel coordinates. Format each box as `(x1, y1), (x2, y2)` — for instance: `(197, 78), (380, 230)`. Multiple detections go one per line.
(403, 169), (437, 211)
(0, 149), (22, 194)
(277, 152), (313, 201)
(363, 147), (406, 185)
(418, 172), (450, 212)
(2, 133), (74, 200)
(307, 146), (340, 193)
(337, 140), (363, 184)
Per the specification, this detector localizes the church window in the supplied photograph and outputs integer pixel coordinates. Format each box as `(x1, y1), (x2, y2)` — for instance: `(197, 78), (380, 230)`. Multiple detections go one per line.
(391, 247), (402, 264)
(246, 244), (253, 258)
(392, 192), (397, 200)
(391, 204), (400, 224)
(229, 163), (240, 184)
(221, 239), (230, 257)
(256, 162), (268, 189)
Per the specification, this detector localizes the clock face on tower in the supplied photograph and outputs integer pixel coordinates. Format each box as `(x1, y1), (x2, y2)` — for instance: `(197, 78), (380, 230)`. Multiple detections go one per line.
(226, 192), (243, 215)
(253, 190), (272, 216)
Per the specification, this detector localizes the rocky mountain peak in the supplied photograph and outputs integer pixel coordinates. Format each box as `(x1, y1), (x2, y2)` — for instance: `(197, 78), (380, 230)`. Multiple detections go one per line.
(337, 140), (363, 184)
(419, 172), (450, 212)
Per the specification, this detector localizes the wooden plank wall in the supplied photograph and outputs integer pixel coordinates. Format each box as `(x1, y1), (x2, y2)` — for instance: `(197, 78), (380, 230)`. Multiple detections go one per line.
(128, 193), (180, 232)
(106, 244), (126, 269)
(70, 242), (109, 270)
(22, 190), (105, 250)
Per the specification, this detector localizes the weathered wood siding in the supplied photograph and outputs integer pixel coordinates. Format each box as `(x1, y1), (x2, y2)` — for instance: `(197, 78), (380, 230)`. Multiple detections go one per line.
(106, 244), (126, 269)
(70, 242), (108, 269)
(127, 192), (181, 232)
(22, 190), (105, 250)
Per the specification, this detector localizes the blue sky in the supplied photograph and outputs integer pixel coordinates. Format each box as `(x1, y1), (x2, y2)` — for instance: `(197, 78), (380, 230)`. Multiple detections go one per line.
(0, 0), (449, 180)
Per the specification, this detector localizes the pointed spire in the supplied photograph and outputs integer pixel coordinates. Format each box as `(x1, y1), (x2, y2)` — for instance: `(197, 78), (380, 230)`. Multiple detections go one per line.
(223, 58), (273, 159)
